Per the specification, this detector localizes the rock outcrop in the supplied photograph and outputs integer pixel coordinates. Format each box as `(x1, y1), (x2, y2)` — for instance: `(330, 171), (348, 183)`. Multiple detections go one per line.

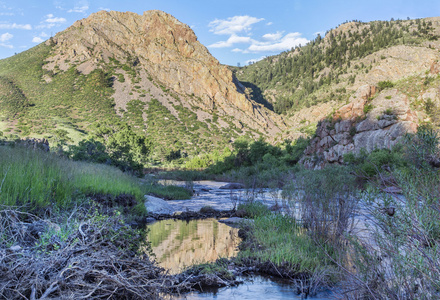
(301, 85), (418, 168)
(144, 195), (175, 215)
(45, 10), (284, 135)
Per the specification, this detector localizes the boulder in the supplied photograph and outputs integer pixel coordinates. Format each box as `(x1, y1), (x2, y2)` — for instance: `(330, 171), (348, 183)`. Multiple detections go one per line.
(144, 195), (175, 215)
(219, 183), (245, 189)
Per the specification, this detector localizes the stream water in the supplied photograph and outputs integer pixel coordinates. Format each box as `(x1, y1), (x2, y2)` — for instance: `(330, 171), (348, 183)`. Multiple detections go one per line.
(147, 181), (334, 299)
(174, 275), (333, 300)
(160, 180), (287, 212)
(147, 218), (240, 274)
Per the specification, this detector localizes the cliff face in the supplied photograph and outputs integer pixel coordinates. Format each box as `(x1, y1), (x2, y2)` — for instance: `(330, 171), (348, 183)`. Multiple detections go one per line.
(301, 84), (419, 168)
(45, 10), (284, 135)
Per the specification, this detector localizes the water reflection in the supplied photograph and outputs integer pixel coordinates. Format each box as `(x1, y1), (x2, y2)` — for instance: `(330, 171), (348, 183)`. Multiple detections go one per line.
(174, 275), (333, 300)
(146, 219), (241, 274)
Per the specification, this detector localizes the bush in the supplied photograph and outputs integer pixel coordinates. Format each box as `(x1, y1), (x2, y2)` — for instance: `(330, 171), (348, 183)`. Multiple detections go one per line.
(342, 126), (440, 298)
(402, 125), (440, 169)
(344, 147), (406, 178)
(68, 139), (110, 164)
(363, 103), (374, 114)
(284, 165), (357, 242)
(377, 80), (394, 91)
(77, 121), (152, 175)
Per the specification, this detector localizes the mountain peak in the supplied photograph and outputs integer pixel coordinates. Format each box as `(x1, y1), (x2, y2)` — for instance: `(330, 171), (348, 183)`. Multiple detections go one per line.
(9, 9), (281, 158)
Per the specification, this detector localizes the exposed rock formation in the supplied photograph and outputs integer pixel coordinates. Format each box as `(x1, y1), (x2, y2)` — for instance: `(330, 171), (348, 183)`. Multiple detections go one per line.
(301, 85), (418, 168)
(45, 10), (284, 135)
(144, 195), (176, 215)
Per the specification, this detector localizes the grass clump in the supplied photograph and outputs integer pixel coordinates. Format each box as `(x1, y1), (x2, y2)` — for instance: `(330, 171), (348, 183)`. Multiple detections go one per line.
(146, 184), (193, 200)
(236, 202), (270, 218)
(238, 213), (337, 276)
(0, 145), (147, 214)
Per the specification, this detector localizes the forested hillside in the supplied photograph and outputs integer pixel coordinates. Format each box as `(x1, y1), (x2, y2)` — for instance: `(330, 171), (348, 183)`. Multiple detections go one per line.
(236, 18), (440, 114)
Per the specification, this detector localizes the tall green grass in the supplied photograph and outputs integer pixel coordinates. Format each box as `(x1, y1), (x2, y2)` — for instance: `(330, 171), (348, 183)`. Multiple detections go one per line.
(237, 211), (337, 274)
(0, 145), (145, 210)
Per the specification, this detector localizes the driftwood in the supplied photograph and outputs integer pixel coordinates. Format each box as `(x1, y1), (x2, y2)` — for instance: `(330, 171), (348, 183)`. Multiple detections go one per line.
(0, 208), (191, 299)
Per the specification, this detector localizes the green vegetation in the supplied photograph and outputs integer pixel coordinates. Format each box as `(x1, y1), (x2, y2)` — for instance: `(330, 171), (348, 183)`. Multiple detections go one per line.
(0, 145), (144, 212)
(0, 143), (190, 214)
(238, 213), (336, 274)
(172, 137), (309, 188)
(0, 44), (119, 143)
(146, 184), (193, 200)
(68, 121), (152, 175)
(377, 80), (395, 91)
(236, 18), (437, 114)
(0, 76), (29, 118)
(344, 147), (406, 177)
(363, 103), (374, 114)
(341, 126), (440, 298)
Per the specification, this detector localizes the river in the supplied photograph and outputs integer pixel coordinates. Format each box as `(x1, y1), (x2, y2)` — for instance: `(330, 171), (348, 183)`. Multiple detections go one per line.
(146, 180), (334, 299)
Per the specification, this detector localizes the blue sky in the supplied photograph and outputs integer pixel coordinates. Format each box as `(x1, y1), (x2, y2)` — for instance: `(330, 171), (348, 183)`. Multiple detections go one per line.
(1, 0), (440, 66)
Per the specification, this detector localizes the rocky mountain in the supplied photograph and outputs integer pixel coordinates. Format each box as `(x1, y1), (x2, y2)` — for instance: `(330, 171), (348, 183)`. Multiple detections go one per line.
(237, 17), (440, 167)
(2, 12), (440, 167)
(0, 10), (284, 161)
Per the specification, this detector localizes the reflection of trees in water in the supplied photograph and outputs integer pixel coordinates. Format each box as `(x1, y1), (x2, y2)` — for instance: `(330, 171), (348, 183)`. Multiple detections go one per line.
(146, 219), (240, 273)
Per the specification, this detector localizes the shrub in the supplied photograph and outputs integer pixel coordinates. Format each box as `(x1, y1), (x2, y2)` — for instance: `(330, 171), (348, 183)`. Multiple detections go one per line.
(363, 103), (374, 114)
(284, 165), (357, 242)
(402, 125), (439, 169)
(344, 147), (406, 178)
(377, 80), (394, 91)
(346, 130), (440, 298)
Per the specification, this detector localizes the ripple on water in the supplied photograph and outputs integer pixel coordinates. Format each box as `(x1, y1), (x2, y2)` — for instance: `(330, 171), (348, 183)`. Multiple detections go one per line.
(172, 275), (333, 300)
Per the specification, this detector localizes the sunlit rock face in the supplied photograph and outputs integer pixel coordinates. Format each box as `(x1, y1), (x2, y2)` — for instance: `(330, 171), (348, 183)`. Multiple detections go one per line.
(145, 219), (240, 274)
(46, 10), (284, 135)
(301, 85), (418, 168)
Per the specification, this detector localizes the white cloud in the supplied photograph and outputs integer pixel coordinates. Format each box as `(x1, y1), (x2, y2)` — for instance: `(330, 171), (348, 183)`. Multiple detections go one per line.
(0, 32), (13, 42)
(208, 15), (309, 55)
(232, 48), (243, 53)
(68, 5), (89, 13)
(0, 12), (14, 16)
(99, 7), (111, 11)
(262, 31), (284, 41)
(246, 56), (266, 65)
(209, 15), (264, 35)
(36, 14), (66, 29)
(0, 43), (13, 49)
(45, 14), (66, 23)
(0, 22), (32, 30)
(32, 31), (49, 43)
(209, 34), (252, 48)
(248, 32), (309, 52)
(32, 37), (44, 43)
(36, 24), (55, 29)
